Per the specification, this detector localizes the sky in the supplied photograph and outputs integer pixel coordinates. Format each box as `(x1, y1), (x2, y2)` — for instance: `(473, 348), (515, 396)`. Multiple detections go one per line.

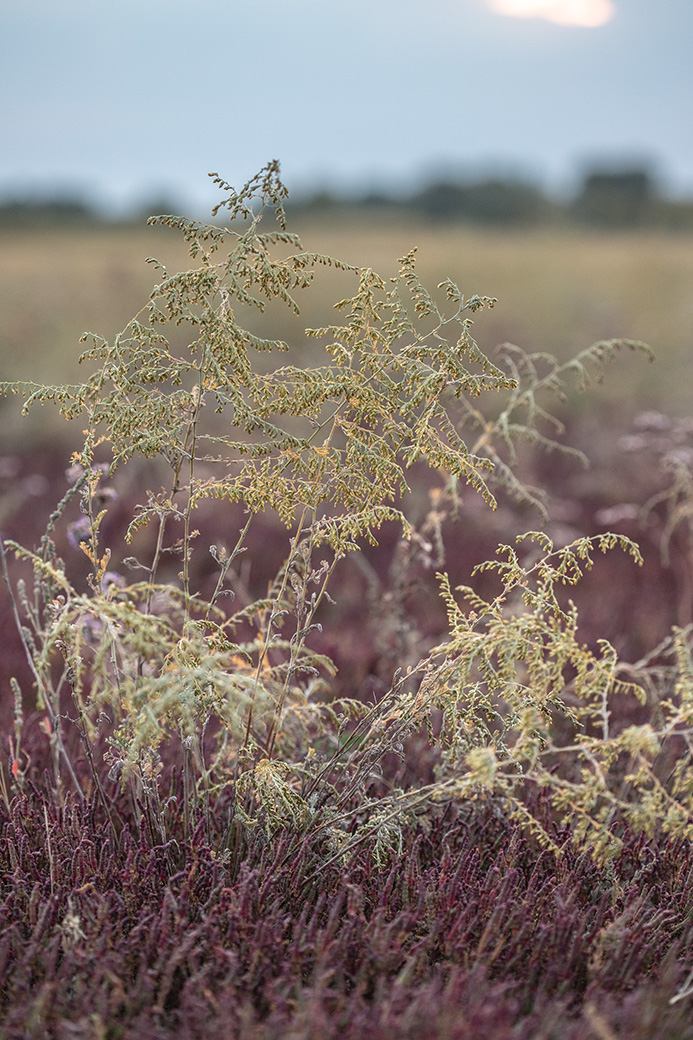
(1, 0), (692, 213)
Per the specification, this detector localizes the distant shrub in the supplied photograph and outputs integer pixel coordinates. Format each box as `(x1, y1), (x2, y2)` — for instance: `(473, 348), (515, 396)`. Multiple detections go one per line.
(0, 197), (99, 229)
(3, 160), (692, 871)
(572, 167), (656, 228)
(408, 177), (550, 225)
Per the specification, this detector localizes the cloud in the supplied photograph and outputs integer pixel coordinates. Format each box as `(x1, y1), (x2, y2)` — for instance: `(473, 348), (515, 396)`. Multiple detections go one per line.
(488, 0), (615, 27)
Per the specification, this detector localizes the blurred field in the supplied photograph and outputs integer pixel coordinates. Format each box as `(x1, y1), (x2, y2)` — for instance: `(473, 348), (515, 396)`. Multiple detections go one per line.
(1, 213), (692, 725)
(1, 214), (692, 446)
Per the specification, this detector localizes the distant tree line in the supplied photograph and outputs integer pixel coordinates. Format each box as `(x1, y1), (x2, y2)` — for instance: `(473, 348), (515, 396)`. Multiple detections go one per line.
(293, 166), (693, 230)
(0, 197), (100, 228)
(2, 166), (693, 230)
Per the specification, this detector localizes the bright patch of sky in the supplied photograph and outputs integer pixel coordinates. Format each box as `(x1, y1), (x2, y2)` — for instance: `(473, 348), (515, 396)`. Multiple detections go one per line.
(488, 0), (615, 28)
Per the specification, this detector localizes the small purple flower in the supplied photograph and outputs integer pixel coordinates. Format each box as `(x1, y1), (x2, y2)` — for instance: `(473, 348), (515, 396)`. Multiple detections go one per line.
(101, 571), (126, 594)
(80, 614), (103, 643)
(66, 516), (92, 549)
(65, 463), (85, 485)
(94, 485), (119, 508)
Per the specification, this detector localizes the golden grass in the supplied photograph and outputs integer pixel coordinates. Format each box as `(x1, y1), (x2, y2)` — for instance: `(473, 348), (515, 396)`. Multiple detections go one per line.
(1, 215), (691, 444)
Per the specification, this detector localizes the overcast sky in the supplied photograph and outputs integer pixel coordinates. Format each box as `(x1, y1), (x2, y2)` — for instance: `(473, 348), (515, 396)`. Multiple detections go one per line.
(1, 0), (692, 212)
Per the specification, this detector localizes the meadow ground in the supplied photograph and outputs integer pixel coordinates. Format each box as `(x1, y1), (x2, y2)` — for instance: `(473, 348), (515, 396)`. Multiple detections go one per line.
(1, 214), (692, 446)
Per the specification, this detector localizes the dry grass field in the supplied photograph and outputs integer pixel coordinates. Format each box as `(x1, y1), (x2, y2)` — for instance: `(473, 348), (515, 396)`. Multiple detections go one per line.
(1, 215), (692, 440)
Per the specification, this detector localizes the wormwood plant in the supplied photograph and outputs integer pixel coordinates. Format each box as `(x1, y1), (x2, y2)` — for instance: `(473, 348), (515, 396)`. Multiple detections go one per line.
(2, 160), (690, 864)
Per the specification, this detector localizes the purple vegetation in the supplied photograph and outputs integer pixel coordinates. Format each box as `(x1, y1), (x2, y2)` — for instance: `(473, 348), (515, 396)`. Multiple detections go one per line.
(2, 775), (693, 1039)
(3, 411), (693, 1038)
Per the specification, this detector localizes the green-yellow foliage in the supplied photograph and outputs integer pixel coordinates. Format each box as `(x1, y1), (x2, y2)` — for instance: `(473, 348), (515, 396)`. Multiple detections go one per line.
(4, 160), (692, 866)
